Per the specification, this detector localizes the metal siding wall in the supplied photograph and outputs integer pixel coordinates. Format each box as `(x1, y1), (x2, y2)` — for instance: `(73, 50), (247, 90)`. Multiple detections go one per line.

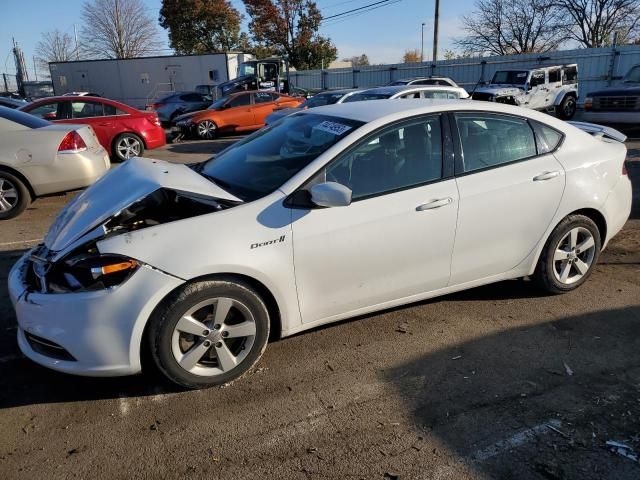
(290, 45), (640, 101)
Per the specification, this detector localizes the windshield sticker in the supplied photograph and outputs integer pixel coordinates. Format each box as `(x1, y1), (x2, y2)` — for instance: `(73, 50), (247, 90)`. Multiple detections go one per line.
(315, 120), (352, 136)
(516, 73), (527, 78)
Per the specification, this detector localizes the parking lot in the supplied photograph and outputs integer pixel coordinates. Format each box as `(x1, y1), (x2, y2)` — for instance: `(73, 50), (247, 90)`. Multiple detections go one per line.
(0, 131), (639, 479)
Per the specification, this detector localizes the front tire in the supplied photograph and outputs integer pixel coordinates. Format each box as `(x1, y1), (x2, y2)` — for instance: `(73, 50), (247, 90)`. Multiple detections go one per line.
(113, 133), (144, 162)
(0, 172), (30, 220)
(534, 214), (601, 294)
(148, 279), (270, 389)
(556, 95), (576, 120)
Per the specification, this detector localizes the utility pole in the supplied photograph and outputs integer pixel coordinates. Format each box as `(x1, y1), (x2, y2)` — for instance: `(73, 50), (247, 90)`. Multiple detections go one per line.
(32, 56), (38, 81)
(73, 24), (80, 60)
(421, 23), (425, 62)
(432, 0), (440, 62)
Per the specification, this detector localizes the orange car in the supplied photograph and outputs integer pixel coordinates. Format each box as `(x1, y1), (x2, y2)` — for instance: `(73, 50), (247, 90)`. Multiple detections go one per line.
(174, 90), (303, 139)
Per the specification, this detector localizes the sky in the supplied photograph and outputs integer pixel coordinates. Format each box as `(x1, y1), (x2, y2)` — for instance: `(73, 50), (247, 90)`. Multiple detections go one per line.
(0, 0), (475, 78)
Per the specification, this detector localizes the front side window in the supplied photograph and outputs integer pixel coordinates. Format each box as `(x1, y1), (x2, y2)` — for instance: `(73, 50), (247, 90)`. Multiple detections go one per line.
(71, 101), (104, 118)
(229, 94), (252, 108)
(326, 115), (443, 200)
(530, 71), (546, 87)
(399, 92), (421, 99)
(28, 102), (63, 120)
(456, 113), (536, 173)
(198, 113), (363, 201)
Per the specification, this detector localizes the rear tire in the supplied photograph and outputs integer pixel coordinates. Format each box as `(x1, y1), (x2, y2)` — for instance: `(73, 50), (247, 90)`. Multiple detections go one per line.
(197, 120), (217, 139)
(148, 279), (270, 389)
(533, 214), (601, 294)
(113, 133), (144, 162)
(556, 95), (576, 120)
(0, 171), (30, 220)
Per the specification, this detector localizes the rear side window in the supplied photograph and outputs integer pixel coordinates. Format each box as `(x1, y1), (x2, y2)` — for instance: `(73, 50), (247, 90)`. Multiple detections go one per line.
(71, 101), (104, 118)
(532, 121), (563, 153)
(180, 93), (204, 102)
(563, 66), (577, 85)
(103, 104), (128, 116)
(455, 113), (537, 173)
(548, 69), (561, 83)
(254, 92), (274, 103)
(0, 106), (50, 128)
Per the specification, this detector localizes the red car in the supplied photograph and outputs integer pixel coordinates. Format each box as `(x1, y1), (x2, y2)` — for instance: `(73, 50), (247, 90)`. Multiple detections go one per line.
(20, 96), (166, 161)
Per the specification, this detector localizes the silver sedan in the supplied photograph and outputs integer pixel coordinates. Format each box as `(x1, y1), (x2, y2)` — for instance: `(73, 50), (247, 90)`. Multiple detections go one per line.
(0, 106), (110, 219)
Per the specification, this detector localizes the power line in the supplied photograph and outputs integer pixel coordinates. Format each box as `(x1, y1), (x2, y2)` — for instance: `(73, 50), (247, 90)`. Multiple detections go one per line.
(321, 0), (403, 26)
(321, 0), (397, 21)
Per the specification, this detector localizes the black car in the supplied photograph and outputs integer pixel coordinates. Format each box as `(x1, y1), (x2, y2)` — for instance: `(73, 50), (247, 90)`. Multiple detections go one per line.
(583, 65), (640, 124)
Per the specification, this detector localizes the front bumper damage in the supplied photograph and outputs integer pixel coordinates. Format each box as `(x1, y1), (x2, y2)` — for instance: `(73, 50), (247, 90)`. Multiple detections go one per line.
(9, 249), (183, 376)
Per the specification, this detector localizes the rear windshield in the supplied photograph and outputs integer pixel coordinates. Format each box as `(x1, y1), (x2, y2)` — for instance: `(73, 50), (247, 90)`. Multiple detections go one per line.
(0, 106), (51, 128)
(342, 92), (392, 102)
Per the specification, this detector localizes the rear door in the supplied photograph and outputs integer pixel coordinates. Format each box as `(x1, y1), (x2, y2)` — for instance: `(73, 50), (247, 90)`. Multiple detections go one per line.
(252, 92), (278, 126)
(62, 100), (114, 150)
(448, 111), (565, 285)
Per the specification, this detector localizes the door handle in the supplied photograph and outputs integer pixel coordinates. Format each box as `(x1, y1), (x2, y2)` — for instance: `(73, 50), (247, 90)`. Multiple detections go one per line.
(533, 171), (560, 181)
(416, 197), (453, 211)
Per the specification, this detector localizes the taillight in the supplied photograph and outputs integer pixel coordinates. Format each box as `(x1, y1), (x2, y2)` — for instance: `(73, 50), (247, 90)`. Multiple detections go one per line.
(147, 113), (161, 127)
(58, 131), (87, 153)
(622, 162), (628, 176)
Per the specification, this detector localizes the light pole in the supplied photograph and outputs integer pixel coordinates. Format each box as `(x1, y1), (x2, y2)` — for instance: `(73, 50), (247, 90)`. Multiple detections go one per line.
(421, 22), (425, 63)
(432, 0), (440, 62)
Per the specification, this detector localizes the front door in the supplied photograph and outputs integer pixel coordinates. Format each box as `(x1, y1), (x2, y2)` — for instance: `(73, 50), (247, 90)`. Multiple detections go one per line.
(220, 92), (254, 131)
(292, 115), (459, 324)
(449, 112), (565, 285)
(525, 70), (548, 110)
(252, 92), (278, 126)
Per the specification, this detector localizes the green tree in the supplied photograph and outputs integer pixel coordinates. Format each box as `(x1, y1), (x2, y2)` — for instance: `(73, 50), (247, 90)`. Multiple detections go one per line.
(159, 0), (244, 53)
(242, 0), (337, 69)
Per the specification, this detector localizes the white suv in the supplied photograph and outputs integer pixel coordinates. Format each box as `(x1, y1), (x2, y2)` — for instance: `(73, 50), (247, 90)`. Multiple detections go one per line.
(471, 65), (578, 119)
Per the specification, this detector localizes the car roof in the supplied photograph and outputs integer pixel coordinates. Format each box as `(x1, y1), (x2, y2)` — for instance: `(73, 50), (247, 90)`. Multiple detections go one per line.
(353, 85), (461, 96)
(302, 98), (562, 125)
(24, 96), (135, 111)
(316, 88), (360, 96)
(397, 76), (451, 82)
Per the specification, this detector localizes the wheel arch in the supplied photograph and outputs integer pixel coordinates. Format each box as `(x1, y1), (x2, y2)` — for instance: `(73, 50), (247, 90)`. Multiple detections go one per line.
(554, 89), (577, 106)
(0, 164), (36, 200)
(111, 131), (147, 154)
(569, 207), (607, 244)
(141, 272), (283, 361)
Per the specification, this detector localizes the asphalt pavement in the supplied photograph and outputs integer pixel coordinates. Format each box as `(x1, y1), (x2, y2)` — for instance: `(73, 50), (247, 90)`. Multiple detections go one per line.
(0, 134), (638, 480)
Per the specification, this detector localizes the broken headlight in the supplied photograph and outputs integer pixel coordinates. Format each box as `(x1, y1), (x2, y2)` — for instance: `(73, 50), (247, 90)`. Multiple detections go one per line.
(44, 252), (140, 293)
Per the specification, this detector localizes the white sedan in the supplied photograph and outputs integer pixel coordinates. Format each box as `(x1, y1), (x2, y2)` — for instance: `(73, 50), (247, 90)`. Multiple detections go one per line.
(9, 100), (631, 388)
(0, 106), (110, 219)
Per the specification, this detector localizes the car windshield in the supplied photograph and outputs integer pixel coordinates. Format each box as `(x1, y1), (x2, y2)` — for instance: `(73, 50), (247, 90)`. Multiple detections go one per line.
(238, 62), (256, 77)
(491, 71), (529, 85)
(342, 92), (392, 102)
(198, 113), (364, 201)
(302, 93), (345, 108)
(623, 65), (640, 83)
(388, 80), (409, 85)
(208, 98), (228, 110)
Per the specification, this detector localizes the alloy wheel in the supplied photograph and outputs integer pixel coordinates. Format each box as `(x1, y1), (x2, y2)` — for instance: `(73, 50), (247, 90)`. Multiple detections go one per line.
(197, 120), (216, 139)
(0, 178), (18, 213)
(171, 297), (257, 377)
(116, 136), (142, 159)
(552, 227), (596, 285)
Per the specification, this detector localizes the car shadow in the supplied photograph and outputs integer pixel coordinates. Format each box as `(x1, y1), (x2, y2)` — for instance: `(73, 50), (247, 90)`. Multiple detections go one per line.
(383, 305), (640, 479)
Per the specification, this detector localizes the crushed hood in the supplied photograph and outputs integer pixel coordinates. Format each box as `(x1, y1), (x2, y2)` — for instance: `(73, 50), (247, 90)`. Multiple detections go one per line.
(44, 157), (241, 252)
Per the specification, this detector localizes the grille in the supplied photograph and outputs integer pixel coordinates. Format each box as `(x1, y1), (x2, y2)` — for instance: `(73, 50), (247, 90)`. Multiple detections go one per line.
(592, 96), (639, 111)
(24, 332), (76, 361)
(471, 92), (494, 101)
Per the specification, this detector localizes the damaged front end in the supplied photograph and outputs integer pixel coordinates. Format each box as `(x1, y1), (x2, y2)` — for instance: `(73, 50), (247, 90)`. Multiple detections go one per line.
(25, 157), (242, 294)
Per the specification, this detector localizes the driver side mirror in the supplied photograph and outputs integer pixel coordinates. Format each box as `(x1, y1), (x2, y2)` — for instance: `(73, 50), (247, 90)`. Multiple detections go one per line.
(310, 182), (352, 207)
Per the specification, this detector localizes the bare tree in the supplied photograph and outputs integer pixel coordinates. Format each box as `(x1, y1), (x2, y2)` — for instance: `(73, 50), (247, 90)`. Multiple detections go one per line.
(35, 30), (78, 75)
(552, 0), (640, 47)
(403, 49), (421, 63)
(455, 0), (567, 55)
(81, 0), (162, 58)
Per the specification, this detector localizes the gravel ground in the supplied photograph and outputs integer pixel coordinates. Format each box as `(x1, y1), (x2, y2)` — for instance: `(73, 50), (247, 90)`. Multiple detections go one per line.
(0, 132), (638, 480)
